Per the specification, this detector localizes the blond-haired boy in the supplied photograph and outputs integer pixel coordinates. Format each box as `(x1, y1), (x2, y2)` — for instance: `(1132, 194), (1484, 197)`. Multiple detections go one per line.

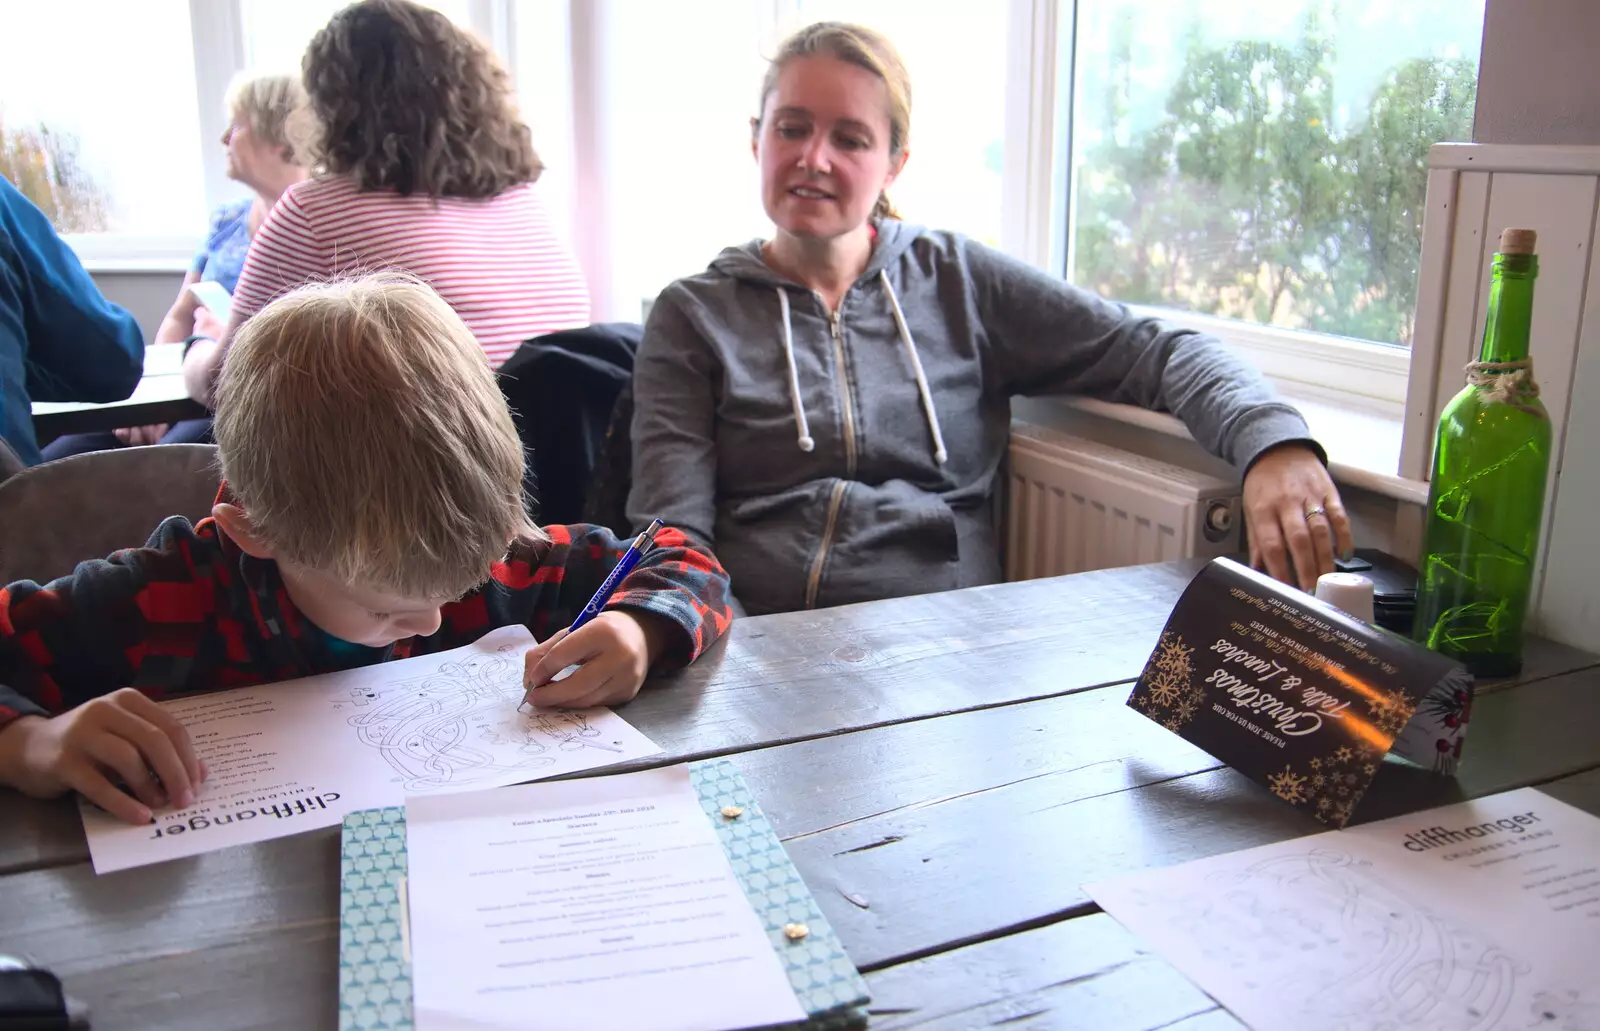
(0, 276), (732, 825)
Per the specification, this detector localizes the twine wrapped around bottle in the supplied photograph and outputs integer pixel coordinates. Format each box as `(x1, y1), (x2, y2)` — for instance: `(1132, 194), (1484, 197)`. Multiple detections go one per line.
(1465, 357), (1545, 417)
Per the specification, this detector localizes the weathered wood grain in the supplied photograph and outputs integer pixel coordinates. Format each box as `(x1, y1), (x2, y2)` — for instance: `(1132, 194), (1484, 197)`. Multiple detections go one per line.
(1535, 765), (1600, 810)
(1354, 664), (1600, 821)
(775, 666), (1600, 969)
(862, 913), (1241, 1030)
(621, 560), (1205, 751)
(0, 794), (81, 875)
(0, 829), (341, 1030)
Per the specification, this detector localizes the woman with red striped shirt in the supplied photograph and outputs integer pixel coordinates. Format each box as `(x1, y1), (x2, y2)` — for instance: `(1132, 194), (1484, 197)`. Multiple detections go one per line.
(183, 0), (589, 402)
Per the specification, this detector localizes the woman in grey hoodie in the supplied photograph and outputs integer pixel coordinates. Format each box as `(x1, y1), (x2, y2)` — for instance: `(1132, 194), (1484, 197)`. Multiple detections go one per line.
(627, 21), (1352, 618)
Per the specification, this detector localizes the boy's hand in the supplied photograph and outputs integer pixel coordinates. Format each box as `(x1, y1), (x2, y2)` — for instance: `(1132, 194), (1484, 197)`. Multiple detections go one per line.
(522, 612), (672, 709)
(0, 689), (206, 825)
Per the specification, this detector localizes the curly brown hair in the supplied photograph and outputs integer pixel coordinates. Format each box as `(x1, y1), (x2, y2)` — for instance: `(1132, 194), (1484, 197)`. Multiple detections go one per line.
(300, 0), (541, 198)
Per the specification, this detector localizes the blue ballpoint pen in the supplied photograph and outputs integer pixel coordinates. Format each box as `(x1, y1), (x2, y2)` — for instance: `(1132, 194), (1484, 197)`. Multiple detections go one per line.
(568, 518), (665, 632)
(520, 519), (664, 708)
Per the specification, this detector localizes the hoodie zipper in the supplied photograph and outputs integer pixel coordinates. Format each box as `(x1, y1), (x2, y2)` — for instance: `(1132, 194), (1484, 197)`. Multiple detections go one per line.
(805, 480), (848, 609)
(826, 306), (859, 478)
(803, 304), (857, 610)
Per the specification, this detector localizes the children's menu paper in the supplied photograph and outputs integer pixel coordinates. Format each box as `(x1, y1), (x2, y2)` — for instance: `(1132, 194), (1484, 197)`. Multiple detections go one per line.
(404, 765), (809, 1031)
(1128, 557), (1472, 827)
(1087, 787), (1600, 1031)
(80, 625), (661, 874)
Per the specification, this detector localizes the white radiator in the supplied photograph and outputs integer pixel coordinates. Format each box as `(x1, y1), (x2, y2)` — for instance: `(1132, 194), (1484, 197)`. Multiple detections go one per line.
(1003, 423), (1242, 581)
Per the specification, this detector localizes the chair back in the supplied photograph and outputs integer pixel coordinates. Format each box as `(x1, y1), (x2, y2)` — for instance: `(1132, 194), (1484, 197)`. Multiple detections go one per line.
(0, 445), (222, 585)
(497, 323), (641, 525)
(581, 381), (635, 534)
(0, 438), (24, 487)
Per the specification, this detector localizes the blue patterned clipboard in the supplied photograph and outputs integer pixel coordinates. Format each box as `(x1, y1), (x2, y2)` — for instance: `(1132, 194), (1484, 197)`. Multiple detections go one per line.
(337, 760), (869, 1030)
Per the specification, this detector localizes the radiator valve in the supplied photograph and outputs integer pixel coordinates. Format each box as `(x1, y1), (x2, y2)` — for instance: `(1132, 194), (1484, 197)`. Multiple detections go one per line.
(1203, 500), (1235, 542)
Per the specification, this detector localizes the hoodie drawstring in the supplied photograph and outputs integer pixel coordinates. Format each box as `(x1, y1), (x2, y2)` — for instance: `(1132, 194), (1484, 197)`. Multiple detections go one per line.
(776, 287), (815, 452)
(774, 272), (949, 466)
(879, 270), (949, 465)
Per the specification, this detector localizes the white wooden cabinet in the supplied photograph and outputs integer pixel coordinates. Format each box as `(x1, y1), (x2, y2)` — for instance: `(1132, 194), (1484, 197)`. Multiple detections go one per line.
(1407, 144), (1600, 646)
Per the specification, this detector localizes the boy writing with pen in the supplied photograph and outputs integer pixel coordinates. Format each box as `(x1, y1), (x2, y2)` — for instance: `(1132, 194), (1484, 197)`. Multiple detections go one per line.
(0, 275), (733, 826)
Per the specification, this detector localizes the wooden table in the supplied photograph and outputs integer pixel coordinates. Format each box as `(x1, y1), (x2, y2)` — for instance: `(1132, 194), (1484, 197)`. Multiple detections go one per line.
(30, 343), (205, 440)
(3, 559), (1598, 1029)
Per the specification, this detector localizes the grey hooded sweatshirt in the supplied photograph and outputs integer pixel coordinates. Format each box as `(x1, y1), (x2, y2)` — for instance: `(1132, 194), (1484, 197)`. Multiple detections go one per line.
(627, 220), (1318, 616)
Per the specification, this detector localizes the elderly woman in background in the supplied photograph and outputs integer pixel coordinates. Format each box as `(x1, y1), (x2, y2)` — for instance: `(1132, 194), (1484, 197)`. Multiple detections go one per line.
(41, 71), (308, 458)
(164, 73), (310, 334)
(182, 0), (589, 405)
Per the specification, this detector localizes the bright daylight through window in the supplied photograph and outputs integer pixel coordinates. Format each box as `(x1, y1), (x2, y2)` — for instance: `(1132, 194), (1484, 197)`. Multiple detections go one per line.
(1068, 0), (1487, 350)
(1, 3), (207, 237)
(0, 0), (469, 243)
(600, 0), (1010, 317)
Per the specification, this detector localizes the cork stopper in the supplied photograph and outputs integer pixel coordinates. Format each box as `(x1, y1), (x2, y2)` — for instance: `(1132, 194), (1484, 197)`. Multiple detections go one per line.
(1499, 228), (1537, 255)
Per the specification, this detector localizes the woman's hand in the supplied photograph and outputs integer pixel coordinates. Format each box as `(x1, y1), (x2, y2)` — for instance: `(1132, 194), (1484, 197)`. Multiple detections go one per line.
(0, 690), (207, 825)
(182, 337), (224, 405)
(193, 306), (227, 341)
(1241, 443), (1354, 593)
(521, 612), (671, 709)
(180, 307), (231, 405)
(113, 424), (171, 447)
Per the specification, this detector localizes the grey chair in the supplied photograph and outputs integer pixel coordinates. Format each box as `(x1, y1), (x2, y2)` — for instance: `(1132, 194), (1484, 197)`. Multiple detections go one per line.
(0, 444), (222, 585)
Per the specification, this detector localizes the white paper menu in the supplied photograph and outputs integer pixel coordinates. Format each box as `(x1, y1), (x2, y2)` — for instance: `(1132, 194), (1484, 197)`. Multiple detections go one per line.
(405, 765), (808, 1031)
(1087, 787), (1600, 1031)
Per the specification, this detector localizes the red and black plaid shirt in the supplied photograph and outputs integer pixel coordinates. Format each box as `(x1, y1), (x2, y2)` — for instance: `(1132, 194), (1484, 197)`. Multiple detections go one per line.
(0, 514), (733, 730)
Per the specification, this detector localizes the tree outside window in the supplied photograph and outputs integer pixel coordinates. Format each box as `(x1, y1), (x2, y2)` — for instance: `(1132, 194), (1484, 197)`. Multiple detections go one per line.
(1069, 0), (1485, 349)
(1, 115), (110, 232)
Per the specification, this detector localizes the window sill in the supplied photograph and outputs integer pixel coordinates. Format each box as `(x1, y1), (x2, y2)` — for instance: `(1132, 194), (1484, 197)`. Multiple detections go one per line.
(1127, 304), (1413, 415)
(1050, 394), (1428, 506)
(64, 233), (200, 275)
(80, 258), (194, 275)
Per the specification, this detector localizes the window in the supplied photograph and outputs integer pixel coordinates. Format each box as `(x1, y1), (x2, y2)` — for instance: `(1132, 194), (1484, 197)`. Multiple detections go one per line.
(12, 0), (1489, 426)
(0, 2), (207, 237)
(0, 0), (483, 249)
(513, 1), (579, 248)
(239, 0), (472, 70)
(1066, 0), (1486, 352)
(239, 0), (347, 71)
(784, 0), (1011, 249)
(586, 0), (776, 320)
(583, 0), (1012, 319)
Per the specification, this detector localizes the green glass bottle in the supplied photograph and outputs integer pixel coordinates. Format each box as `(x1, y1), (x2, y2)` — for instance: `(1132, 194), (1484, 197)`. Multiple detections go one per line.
(1413, 227), (1552, 677)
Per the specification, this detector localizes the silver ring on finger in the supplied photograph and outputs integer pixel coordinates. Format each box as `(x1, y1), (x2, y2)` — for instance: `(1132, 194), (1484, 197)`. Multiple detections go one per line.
(1303, 505), (1327, 521)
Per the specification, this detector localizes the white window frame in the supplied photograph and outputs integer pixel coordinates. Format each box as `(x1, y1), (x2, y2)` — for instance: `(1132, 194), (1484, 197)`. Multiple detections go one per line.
(1127, 307), (1412, 415)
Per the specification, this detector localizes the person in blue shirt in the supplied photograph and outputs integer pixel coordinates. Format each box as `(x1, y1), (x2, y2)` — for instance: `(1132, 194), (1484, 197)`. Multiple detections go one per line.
(41, 71), (307, 458)
(0, 176), (144, 467)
